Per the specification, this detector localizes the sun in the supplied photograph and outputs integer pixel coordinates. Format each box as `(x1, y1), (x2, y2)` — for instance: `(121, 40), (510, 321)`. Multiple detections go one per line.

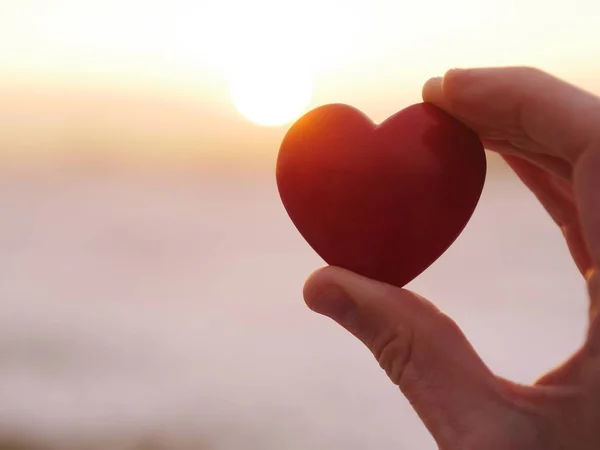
(229, 67), (313, 127)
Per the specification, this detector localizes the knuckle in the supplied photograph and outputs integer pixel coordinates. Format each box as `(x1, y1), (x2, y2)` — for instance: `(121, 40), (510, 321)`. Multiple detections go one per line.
(371, 324), (413, 386)
(434, 310), (465, 336)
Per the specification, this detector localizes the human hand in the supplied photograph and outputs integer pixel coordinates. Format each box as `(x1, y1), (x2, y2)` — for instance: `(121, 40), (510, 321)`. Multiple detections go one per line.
(303, 67), (600, 449)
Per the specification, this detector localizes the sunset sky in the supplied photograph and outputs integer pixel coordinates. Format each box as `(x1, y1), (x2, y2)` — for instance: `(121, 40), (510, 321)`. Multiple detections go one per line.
(1, 0), (599, 164)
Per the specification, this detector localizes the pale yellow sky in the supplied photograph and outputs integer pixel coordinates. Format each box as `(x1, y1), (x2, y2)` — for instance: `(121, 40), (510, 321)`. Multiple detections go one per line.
(1, 0), (599, 163)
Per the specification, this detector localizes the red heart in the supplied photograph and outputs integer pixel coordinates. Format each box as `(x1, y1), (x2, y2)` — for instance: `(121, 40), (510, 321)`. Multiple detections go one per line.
(276, 103), (486, 288)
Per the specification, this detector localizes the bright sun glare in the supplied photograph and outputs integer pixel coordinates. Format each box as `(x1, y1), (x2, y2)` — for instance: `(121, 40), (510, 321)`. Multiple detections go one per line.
(229, 67), (313, 126)
(203, 0), (369, 127)
(0, 1), (490, 128)
(0, 1), (375, 128)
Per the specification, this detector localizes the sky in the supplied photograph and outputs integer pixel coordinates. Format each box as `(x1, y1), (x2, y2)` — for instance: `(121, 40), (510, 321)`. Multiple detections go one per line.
(1, 0), (600, 164)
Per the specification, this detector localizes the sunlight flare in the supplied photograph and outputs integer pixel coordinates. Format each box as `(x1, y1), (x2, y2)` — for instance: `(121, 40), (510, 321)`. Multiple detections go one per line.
(229, 66), (313, 126)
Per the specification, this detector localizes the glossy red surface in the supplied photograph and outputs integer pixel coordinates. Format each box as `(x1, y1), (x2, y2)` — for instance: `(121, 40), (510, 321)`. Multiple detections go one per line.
(276, 103), (486, 288)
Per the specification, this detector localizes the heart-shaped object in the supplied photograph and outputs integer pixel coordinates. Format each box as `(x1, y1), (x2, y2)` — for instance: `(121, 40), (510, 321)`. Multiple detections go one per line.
(276, 103), (486, 288)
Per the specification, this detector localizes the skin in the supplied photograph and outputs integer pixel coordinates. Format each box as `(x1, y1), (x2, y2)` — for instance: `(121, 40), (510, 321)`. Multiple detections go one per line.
(303, 67), (600, 450)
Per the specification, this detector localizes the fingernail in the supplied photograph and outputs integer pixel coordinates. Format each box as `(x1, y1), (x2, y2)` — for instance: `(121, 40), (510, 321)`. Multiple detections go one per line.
(587, 314), (600, 358)
(308, 285), (357, 324)
(446, 67), (465, 75)
(588, 268), (599, 321)
(586, 268), (600, 357)
(422, 76), (444, 104)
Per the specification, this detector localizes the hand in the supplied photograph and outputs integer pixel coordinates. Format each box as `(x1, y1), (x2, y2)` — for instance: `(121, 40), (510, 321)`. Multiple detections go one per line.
(303, 67), (600, 450)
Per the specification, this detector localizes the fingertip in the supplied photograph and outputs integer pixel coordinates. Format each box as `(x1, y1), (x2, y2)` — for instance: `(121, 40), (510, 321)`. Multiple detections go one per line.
(303, 266), (361, 322)
(303, 266), (390, 309)
(302, 265), (334, 306)
(422, 76), (444, 104)
(423, 68), (466, 109)
(303, 265), (367, 294)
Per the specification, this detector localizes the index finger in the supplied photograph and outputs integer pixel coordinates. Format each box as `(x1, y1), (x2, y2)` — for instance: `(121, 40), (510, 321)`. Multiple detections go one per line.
(423, 66), (600, 275)
(422, 67), (600, 165)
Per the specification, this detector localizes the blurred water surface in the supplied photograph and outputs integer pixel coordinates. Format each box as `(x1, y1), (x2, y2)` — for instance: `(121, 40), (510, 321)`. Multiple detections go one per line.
(0, 161), (588, 449)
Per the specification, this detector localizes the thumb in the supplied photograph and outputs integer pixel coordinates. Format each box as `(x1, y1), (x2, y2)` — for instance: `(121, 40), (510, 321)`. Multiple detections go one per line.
(304, 266), (507, 446)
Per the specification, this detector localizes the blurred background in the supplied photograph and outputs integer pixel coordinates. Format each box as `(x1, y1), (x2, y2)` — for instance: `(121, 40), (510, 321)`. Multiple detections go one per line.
(0, 1), (598, 449)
